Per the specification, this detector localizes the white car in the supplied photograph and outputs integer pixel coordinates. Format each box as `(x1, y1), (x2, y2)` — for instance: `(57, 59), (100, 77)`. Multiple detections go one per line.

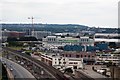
(97, 69), (105, 73)
(20, 62), (24, 65)
(22, 51), (25, 54)
(9, 58), (12, 60)
(17, 61), (20, 63)
(10, 68), (13, 71)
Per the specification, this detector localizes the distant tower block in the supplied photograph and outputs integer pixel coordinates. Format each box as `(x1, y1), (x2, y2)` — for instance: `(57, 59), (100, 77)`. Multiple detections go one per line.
(28, 16), (34, 36)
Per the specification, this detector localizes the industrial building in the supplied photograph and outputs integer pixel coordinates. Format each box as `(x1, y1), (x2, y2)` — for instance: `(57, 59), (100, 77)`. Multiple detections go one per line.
(96, 53), (120, 65)
(62, 51), (96, 65)
(95, 33), (120, 48)
(42, 36), (94, 46)
(32, 31), (51, 40)
(2, 29), (25, 42)
(41, 53), (84, 70)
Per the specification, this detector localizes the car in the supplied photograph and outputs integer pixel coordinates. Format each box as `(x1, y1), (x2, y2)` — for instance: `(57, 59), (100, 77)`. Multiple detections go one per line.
(18, 61), (20, 63)
(20, 62), (24, 65)
(10, 68), (13, 71)
(9, 58), (12, 60)
(97, 69), (105, 73)
(22, 51), (25, 54)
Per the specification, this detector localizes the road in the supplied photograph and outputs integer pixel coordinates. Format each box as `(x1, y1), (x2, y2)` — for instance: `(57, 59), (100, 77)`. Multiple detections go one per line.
(3, 47), (66, 80)
(74, 71), (94, 80)
(2, 47), (95, 80)
(1, 57), (36, 80)
(77, 65), (107, 79)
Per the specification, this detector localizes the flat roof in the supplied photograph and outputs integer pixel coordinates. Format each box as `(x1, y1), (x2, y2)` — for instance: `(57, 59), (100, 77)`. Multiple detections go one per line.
(95, 38), (120, 42)
(95, 33), (120, 36)
(47, 36), (56, 38)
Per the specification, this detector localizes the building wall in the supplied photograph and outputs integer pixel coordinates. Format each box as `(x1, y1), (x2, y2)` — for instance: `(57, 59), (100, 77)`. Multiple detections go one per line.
(95, 33), (120, 43)
(43, 36), (94, 46)
(110, 67), (120, 79)
(66, 58), (83, 69)
(62, 52), (95, 59)
(63, 45), (96, 52)
(52, 57), (67, 67)
(64, 45), (83, 51)
(62, 52), (95, 65)
(41, 54), (83, 69)
(2, 31), (25, 41)
(96, 54), (120, 64)
(32, 31), (51, 40)
(79, 37), (94, 46)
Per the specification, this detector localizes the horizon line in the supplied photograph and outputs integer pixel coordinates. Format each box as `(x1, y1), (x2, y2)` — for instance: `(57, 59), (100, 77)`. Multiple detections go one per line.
(0, 22), (118, 29)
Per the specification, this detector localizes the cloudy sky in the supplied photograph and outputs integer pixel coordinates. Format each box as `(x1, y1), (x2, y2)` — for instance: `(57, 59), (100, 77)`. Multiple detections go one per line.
(0, 0), (119, 28)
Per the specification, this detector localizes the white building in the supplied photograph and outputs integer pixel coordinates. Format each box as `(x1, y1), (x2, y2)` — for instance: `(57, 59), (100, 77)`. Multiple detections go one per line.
(42, 36), (94, 47)
(41, 54), (84, 70)
(95, 33), (120, 43)
(96, 53), (120, 65)
(54, 32), (79, 37)
(79, 37), (94, 46)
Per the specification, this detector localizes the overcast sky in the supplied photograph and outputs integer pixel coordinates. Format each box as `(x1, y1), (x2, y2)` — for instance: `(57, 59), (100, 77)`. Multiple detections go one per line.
(0, 0), (119, 28)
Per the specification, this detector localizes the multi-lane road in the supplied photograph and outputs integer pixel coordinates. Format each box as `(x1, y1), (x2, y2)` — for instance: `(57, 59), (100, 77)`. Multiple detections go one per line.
(3, 47), (66, 80)
(3, 47), (94, 80)
(1, 58), (36, 80)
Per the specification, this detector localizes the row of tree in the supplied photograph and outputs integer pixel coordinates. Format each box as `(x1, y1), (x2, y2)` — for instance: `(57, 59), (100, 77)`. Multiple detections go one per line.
(7, 37), (38, 42)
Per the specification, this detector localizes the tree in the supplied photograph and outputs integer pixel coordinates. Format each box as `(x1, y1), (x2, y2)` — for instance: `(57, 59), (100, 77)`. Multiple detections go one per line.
(76, 35), (80, 38)
(8, 41), (23, 47)
(7, 37), (18, 42)
(109, 42), (116, 48)
(19, 37), (38, 41)
(25, 52), (31, 56)
(64, 68), (73, 73)
(106, 61), (112, 67)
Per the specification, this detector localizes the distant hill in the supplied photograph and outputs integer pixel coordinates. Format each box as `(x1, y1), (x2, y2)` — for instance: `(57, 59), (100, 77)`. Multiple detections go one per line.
(1, 24), (119, 33)
(1, 24), (88, 33)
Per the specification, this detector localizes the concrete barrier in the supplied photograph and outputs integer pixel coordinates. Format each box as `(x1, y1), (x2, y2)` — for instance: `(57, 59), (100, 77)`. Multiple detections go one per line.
(6, 67), (14, 80)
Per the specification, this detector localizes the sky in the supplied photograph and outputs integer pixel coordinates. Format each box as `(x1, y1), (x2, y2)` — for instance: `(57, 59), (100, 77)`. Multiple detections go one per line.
(0, 0), (119, 28)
